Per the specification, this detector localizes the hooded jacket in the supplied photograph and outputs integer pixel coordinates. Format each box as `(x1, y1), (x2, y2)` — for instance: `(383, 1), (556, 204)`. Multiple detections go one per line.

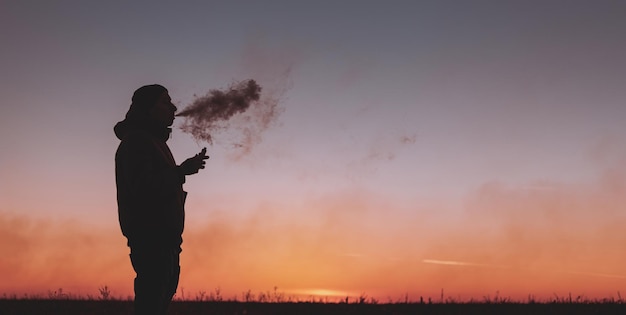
(114, 119), (186, 248)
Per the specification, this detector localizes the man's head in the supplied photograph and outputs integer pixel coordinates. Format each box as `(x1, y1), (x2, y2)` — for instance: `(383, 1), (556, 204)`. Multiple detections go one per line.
(127, 84), (177, 127)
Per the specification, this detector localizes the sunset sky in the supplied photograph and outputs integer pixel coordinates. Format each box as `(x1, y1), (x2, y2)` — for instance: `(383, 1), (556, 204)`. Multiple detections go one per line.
(2, 0), (626, 301)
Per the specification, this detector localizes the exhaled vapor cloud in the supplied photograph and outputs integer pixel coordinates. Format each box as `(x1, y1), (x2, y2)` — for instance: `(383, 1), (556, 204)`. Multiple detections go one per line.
(177, 79), (282, 156)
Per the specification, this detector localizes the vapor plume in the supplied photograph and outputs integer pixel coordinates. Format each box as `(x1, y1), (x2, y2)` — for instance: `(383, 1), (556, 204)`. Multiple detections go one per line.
(177, 79), (282, 155)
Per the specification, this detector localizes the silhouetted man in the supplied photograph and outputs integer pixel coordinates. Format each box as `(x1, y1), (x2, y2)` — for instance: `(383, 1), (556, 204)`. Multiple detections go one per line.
(114, 84), (208, 315)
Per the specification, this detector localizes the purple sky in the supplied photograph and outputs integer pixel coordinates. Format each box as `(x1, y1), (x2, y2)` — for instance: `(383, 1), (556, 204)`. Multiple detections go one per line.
(1, 0), (624, 217)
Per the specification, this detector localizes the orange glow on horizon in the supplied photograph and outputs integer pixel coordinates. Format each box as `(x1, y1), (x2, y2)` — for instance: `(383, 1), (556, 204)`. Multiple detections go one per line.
(2, 161), (626, 301)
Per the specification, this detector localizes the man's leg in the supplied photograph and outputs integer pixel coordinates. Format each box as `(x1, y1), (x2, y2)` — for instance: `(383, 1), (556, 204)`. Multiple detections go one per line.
(162, 246), (181, 312)
(130, 246), (180, 315)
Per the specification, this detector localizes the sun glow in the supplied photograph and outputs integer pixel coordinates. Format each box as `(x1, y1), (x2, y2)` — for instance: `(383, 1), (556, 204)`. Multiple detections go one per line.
(422, 259), (508, 269)
(287, 288), (353, 298)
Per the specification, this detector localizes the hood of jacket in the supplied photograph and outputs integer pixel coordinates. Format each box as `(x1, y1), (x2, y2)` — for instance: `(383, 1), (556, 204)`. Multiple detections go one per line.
(114, 118), (172, 142)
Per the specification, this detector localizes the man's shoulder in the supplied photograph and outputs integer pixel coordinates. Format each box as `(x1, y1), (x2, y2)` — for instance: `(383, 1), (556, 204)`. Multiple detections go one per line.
(117, 129), (156, 154)
(120, 129), (154, 143)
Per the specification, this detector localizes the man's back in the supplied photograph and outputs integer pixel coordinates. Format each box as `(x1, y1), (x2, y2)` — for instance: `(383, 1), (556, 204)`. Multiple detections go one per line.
(114, 124), (186, 247)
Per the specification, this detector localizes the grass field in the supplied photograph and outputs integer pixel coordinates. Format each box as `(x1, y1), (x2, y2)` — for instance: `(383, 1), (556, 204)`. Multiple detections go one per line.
(2, 298), (626, 315)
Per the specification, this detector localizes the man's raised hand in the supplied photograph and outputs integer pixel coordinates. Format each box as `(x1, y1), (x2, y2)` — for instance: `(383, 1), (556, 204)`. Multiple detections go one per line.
(179, 147), (209, 175)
